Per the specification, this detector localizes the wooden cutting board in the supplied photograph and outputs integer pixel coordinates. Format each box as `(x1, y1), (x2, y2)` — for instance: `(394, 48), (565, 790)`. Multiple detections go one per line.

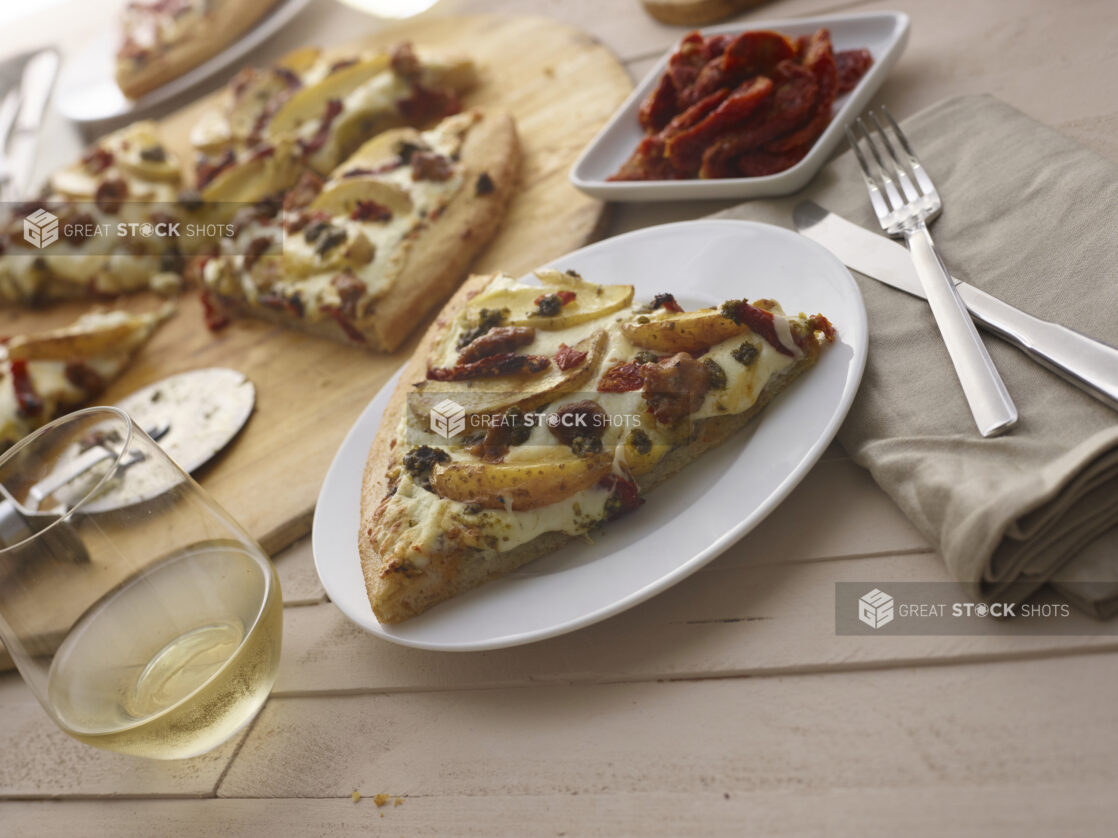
(0, 15), (632, 557)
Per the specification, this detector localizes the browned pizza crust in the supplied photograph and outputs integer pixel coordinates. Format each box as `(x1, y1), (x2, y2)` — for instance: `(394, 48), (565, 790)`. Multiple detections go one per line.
(117, 0), (281, 100)
(210, 110), (519, 352)
(358, 273), (827, 624)
(369, 111), (519, 352)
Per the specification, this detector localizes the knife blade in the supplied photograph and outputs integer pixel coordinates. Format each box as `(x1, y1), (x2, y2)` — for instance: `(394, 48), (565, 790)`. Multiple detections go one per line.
(794, 200), (1118, 411)
(7, 49), (58, 199)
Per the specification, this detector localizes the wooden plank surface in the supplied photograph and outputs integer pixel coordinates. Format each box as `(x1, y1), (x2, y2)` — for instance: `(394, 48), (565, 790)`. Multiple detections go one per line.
(216, 653), (1118, 799)
(0, 676), (247, 798)
(4, 787), (1117, 838)
(272, 550), (1118, 695)
(0, 14), (633, 556)
(2, 0), (1118, 833)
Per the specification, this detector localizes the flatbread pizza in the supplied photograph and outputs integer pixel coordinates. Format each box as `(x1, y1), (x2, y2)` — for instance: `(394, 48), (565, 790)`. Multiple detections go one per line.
(359, 269), (836, 622)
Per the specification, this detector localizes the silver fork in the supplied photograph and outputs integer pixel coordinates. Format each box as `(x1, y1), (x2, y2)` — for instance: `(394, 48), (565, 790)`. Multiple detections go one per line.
(847, 107), (1018, 437)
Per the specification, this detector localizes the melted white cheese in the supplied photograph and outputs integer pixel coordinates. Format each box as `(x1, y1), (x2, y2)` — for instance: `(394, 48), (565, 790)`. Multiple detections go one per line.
(387, 278), (814, 559)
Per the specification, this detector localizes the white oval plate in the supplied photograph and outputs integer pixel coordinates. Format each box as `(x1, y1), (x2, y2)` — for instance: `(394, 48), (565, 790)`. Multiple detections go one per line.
(313, 219), (867, 651)
(570, 11), (910, 202)
(55, 0), (314, 123)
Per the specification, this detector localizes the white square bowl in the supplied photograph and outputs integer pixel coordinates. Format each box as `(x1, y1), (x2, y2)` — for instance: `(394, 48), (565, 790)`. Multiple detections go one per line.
(570, 11), (910, 201)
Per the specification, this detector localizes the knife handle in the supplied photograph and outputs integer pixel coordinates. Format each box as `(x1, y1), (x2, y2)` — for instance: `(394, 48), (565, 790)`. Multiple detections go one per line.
(957, 284), (1118, 411)
(905, 222), (1018, 437)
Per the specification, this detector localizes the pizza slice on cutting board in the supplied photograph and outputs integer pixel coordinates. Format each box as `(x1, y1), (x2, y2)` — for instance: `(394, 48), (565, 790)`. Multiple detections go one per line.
(0, 305), (173, 451)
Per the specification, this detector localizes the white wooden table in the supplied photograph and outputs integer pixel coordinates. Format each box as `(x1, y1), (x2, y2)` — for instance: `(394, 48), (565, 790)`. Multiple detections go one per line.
(3, 0), (1118, 834)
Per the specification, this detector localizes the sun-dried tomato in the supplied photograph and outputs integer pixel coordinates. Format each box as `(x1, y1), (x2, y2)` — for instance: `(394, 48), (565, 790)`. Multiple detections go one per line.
(666, 31), (710, 93)
(661, 88), (731, 140)
(427, 353), (550, 381)
(597, 361), (644, 392)
(351, 199), (393, 222)
(532, 292), (576, 312)
(695, 61), (818, 177)
(299, 99), (344, 158)
(283, 171), (324, 212)
(554, 343), (587, 371)
(638, 73), (678, 133)
(259, 291), (305, 318)
(835, 48), (873, 94)
(609, 135), (675, 182)
(721, 299), (794, 356)
(397, 84), (461, 125)
(666, 76), (773, 174)
(321, 304), (367, 344)
(599, 474), (643, 519)
(196, 148), (236, 189)
(650, 293), (684, 313)
(10, 359), (42, 417)
(721, 30), (795, 75)
(614, 28), (867, 182)
(808, 313), (836, 343)
(330, 271), (366, 320)
(82, 147), (114, 174)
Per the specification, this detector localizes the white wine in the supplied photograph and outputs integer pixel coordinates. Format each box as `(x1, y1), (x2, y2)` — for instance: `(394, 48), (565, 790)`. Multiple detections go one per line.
(45, 540), (282, 759)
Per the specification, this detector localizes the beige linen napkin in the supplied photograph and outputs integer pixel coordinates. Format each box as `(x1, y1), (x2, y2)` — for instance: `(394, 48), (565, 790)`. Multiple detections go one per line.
(716, 94), (1118, 609)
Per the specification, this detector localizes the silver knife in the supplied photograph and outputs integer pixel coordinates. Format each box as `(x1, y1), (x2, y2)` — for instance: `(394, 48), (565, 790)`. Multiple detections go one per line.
(7, 49), (59, 199)
(794, 200), (1118, 411)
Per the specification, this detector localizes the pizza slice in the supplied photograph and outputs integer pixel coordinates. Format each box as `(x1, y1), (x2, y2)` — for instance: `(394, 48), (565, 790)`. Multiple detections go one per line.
(116, 0), (282, 100)
(201, 108), (519, 351)
(0, 305), (173, 451)
(191, 42), (477, 205)
(358, 270), (836, 623)
(0, 121), (196, 305)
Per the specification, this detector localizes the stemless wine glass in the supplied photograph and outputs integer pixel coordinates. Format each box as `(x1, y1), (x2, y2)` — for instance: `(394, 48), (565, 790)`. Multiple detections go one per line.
(0, 407), (282, 760)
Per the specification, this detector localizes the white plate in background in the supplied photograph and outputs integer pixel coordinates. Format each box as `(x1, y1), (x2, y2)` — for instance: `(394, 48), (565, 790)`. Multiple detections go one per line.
(313, 219), (867, 651)
(570, 11), (909, 201)
(55, 0), (314, 123)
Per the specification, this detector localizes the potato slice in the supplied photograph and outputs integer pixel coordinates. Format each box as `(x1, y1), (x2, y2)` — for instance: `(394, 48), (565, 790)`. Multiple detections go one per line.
(310, 177), (413, 218)
(201, 139), (303, 206)
(266, 56), (391, 139)
(621, 308), (747, 354)
(111, 122), (182, 184)
(6, 305), (174, 361)
(281, 227), (374, 277)
(277, 46), (323, 75)
(410, 330), (608, 422)
(342, 126), (421, 170)
(469, 271), (634, 332)
(192, 49), (323, 151)
(431, 451), (612, 510)
(51, 122), (181, 199)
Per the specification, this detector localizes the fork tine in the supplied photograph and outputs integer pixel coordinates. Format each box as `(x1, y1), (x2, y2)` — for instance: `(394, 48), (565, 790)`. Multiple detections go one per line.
(845, 123), (893, 222)
(854, 117), (907, 213)
(868, 110), (921, 204)
(880, 106), (937, 197)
